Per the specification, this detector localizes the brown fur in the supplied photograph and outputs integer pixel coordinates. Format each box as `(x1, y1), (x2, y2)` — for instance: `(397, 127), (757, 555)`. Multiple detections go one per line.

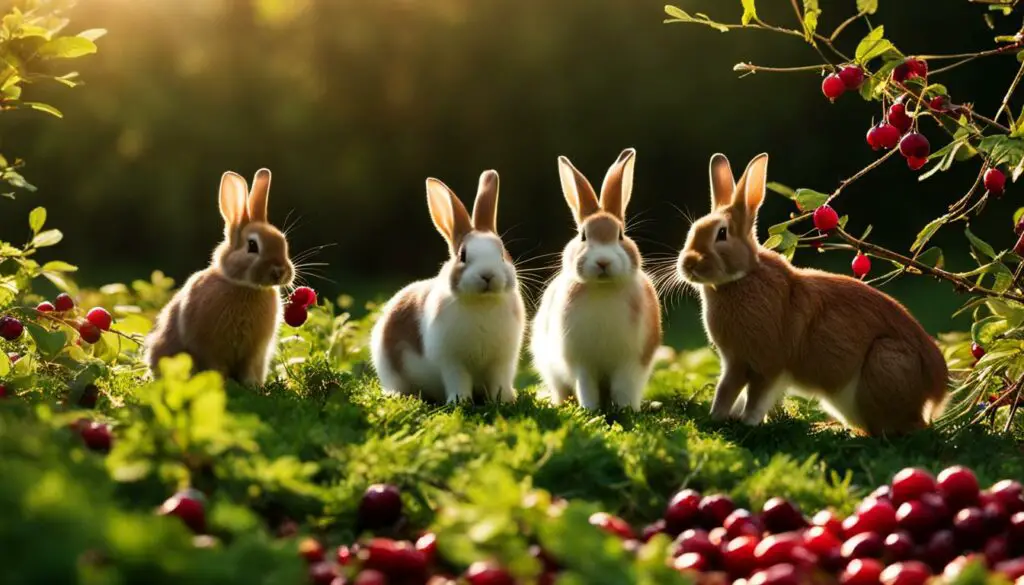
(639, 278), (662, 365)
(680, 153), (948, 436)
(380, 281), (430, 371)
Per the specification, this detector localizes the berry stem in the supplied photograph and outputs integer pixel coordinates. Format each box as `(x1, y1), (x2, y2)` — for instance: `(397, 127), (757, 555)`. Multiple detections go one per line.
(829, 11), (868, 42)
(733, 63), (829, 74)
(995, 59), (1024, 127)
(915, 43), (1022, 62)
(1004, 378), (1024, 433)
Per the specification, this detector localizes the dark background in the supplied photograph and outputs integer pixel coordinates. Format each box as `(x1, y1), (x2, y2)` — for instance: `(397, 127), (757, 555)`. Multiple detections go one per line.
(1, 0), (1020, 346)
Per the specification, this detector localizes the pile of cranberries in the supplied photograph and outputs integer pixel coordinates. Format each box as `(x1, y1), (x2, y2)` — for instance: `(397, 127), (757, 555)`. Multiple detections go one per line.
(285, 286), (317, 327)
(0, 295), (114, 346)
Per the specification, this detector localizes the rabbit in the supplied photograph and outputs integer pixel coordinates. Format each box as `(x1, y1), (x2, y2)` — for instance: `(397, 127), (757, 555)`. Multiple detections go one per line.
(530, 148), (663, 411)
(144, 168), (295, 385)
(370, 169), (526, 404)
(676, 152), (949, 436)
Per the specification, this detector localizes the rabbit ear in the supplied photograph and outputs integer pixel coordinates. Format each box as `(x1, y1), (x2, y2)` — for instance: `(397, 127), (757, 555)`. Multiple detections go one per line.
(733, 153), (769, 235)
(600, 148), (636, 222)
(709, 153), (735, 210)
(472, 170), (499, 233)
(219, 171), (250, 227)
(426, 177), (472, 252)
(247, 168), (271, 223)
(558, 155), (600, 225)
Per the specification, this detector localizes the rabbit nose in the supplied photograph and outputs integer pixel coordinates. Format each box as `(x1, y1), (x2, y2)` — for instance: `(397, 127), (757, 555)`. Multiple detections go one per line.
(596, 259), (611, 272)
(681, 253), (701, 272)
(480, 271), (495, 284)
(269, 265), (285, 282)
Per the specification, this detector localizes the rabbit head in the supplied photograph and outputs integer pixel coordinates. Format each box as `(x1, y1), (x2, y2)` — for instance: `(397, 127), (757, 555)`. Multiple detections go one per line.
(213, 169), (295, 288)
(426, 170), (517, 296)
(678, 153), (768, 287)
(557, 148), (641, 284)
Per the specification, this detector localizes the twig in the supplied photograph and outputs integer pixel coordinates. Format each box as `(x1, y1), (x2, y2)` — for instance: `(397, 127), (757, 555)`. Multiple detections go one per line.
(917, 43), (1023, 61)
(995, 60), (1024, 127)
(1004, 378), (1023, 433)
(829, 148), (900, 201)
(733, 63), (828, 74)
(830, 11), (867, 42)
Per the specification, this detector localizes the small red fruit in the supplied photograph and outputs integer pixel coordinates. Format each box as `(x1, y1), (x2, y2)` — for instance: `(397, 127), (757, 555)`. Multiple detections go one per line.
(989, 479), (1024, 513)
(54, 293), (75, 312)
(359, 538), (428, 577)
(353, 570), (388, 585)
(887, 103), (912, 134)
(883, 532), (914, 563)
(674, 528), (719, 560)
(984, 535), (1010, 566)
(699, 494), (736, 528)
(86, 307), (112, 331)
(891, 468), (937, 505)
(841, 532), (884, 561)
(937, 466), (980, 510)
(284, 302), (308, 327)
(839, 66), (865, 90)
(841, 558), (884, 585)
(465, 561), (515, 585)
(309, 561), (338, 585)
(822, 74), (846, 101)
(892, 59), (928, 84)
(995, 559), (1024, 580)
(1008, 511), (1024, 542)
(80, 421), (112, 452)
(855, 497), (898, 535)
(802, 526), (841, 557)
(299, 537), (326, 563)
(358, 484), (403, 530)
(674, 551), (709, 572)
(0, 384), (8, 399)
(336, 545), (353, 566)
(971, 343), (985, 360)
(158, 488), (207, 533)
(896, 500), (938, 538)
(906, 157), (927, 171)
(881, 562), (931, 585)
(415, 532), (437, 564)
(985, 168), (1007, 196)
(899, 133), (930, 160)
(0, 316), (24, 341)
(590, 512), (635, 540)
(813, 205), (840, 233)
(79, 322), (102, 344)
(291, 286), (318, 308)
(866, 124), (901, 151)
(852, 254), (871, 278)
(36, 301), (55, 313)
(724, 509), (761, 540)
(761, 498), (806, 534)
(665, 489), (703, 532)
(753, 532), (802, 567)
(749, 563), (801, 585)
(723, 535), (760, 578)
(811, 510), (845, 537)
(642, 519), (667, 541)
(928, 96), (950, 112)
(953, 507), (988, 547)
(922, 530), (957, 571)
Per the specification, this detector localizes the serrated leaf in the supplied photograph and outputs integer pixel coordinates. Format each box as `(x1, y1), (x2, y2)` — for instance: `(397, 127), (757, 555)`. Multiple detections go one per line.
(857, 0), (878, 14)
(663, 6), (730, 32)
(37, 36), (97, 59)
(972, 315), (1009, 347)
(965, 226), (997, 260)
(911, 216), (947, 253)
(794, 188), (829, 211)
(42, 260), (77, 272)
(741, 0), (758, 25)
(77, 28), (107, 41)
(23, 102), (62, 118)
(32, 229), (62, 248)
(25, 322), (68, 360)
(28, 206), (45, 234)
(855, 26), (892, 64)
(801, 0), (820, 43)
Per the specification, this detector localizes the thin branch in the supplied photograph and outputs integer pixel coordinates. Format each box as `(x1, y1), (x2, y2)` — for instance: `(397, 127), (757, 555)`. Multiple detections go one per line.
(916, 43), (1023, 61)
(829, 148), (901, 201)
(733, 63), (828, 74)
(995, 60), (1024, 126)
(830, 11), (866, 42)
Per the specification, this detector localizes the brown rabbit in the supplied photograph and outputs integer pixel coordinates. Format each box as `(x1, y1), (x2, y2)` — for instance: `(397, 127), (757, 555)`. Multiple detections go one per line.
(144, 169), (295, 385)
(676, 153), (948, 436)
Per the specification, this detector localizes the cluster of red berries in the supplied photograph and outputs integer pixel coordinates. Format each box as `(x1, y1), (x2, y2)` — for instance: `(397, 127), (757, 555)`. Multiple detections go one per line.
(821, 65), (866, 102)
(0, 295), (114, 346)
(588, 465), (1024, 585)
(285, 286), (317, 327)
(809, 205), (872, 279)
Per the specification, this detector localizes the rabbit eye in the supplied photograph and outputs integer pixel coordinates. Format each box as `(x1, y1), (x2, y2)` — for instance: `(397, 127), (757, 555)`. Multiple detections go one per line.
(716, 227), (728, 242)
(247, 237), (259, 254)
(459, 246), (467, 263)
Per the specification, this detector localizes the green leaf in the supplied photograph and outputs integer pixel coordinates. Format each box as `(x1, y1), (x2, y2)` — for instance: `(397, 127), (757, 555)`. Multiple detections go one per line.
(977, 135), (1024, 168)
(766, 182), (796, 199)
(42, 260), (77, 272)
(911, 216), (947, 253)
(32, 229), (63, 248)
(1014, 207), (1024, 226)
(741, 0), (758, 25)
(37, 36), (97, 59)
(23, 102), (63, 118)
(801, 0), (820, 43)
(857, 0), (878, 14)
(663, 6), (730, 32)
(77, 28), (107, 42)
(28, 207), (46, 234)
(855, 26), (893, 64)
(965, 226), (997, 260)
(972, 315), (1009, 347)
(986, 299), (1024, 328)
(916, 247), (944, 269)
(25, 322), (68, 360)
(0, 351), (9, 377)
(990, 262), (1015, 293)
(794, 188), (829, 211)
(765, 230), (799, 253)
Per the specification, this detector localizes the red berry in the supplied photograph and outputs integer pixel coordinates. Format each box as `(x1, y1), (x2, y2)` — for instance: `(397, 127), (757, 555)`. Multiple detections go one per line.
(813, 205), (840, 233)
(906, 156), (927, 171)
(822, 74), (847, 101)
(985, 168), (1007, 196)
(674, 528), (719, 560)
(839, 66), (865, 90)
(841, 558), (884, 585)
(883, 532), (914, 563)
(811, 510), (845, 537)
(896, 500), (938, 538)
(802, 526), (841, 556)
(291, 286), (318, 308)
(953, 507), (988, 547)
(753, 532), (802, 568)
(892, 59), (928, 84)
(723, 535), (760, 578)
(995, 559), (1024, 580)
(309, 561), (338, 585)
(0, 384), (8, 399)
(358, 484), (402, 530)
(1008, 511), (1024, 542)
(465, 561), (514, 585)
(971, 343), (985, 360)
(749, 563), (801, 585)
(937, 466), (979, 510)
(725, 509), (762, 540)
(590, 512), (635, 540)
(899, 133), (930, 160)
(158, 488), (207, 533)
(852, 254), (871, 278)
(841, 532), (884, 561)
(299, 537), (326, 563)
(984, 535), (1010, 566)
(54, 293), (75, 312)
(892, 468), (937, 505)
(855, 497), (898, 535)
(36, 301), (55, 313)
(666, 489), (703, 532)
(699, 494), (736, 528)
(80, 421), (112, 452)
(414, 532), (437, 564)
(928, 96), (950, 112)
(86, 307), (112, 331)
(642, 519), (667, 541)
(0, 316), (24, 341)
(674, 551), (709, 572)
(284, 302), (308, 327)
(761, 498), (806, 534)
(881, 562), (931, 585)
(866, 124), (901, 151)
(989, 479), (1024, 513)
(79, 322), (102, 344)
(887, 103), (912, 134)
(336, 545), (353, 566)
(353, 570), (388, 585)
(908, 59), (929, 78)
(359, 538), (428, 578)
(922, 529), (957, 571)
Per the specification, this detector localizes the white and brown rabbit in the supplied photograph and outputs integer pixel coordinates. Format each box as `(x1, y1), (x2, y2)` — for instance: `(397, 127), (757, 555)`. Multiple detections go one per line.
(144, 168), (294, 385)
(676, 152), (948, 436)
(531, 148), (663, 411)
(370, 170), (525, 404)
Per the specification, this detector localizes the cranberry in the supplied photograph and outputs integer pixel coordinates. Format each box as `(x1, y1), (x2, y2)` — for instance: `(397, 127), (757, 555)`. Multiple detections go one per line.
(753, 532), (802, 567)
(870, 485), (893, 502)
(928, 96), (950, 112)
(822, 74), (846, 101)
(749, 563), (801, 585)
(994, 559), (1024, 580)
(54, 293), (75, 312)
(284, 302), (309, 327)
(802, 526), (841, 556)
(855, 497), (898, 535)
(665, 489), (703, 533)
(866, 123), (901, 151)
(883, 532), (914, 563)
(642, 519), (667, 542)
(0, 316), (24, 341)
(811, 510), (845, 537)
(699, 494), (736, 528)
(299, 537), (326, 563)
(86, 307), (112, 331)
(922, 530), (957, 571)
(899, 133), (930, 160)
(674, 552), (709, 572)
(674, 528), (719, 561)
(79, 322), (102, 344)
(852, 254), (871, 278)
(78, 383), (99, 409)
(353, 570), (388, 585)
(887, 103), (912, 134)
(921, 492), (952, 525)
(761, 498), (806, 534)
(839, 66), (866, 90)
(358, 484), (403, 530)
(80, 421), (112, 452)
(907, 156), (928, 171)
(891, 468), (937, 505)
(1008, 512), (1024, 544)
(723, 535), (760, 578)
(953, 507), (988, 548)
(813, 205), (839, 233)
(943, 555), (976, 581)
(984, 535), (1010, 566)
(158, 488), (207, 533)
(892, 59), (928, 84)
(971, 343), (986, 360)
(989, 480), (1024, 513)
(897, 501), (938, 538)
(36, 301), (55, 313)
(359, 538), (428, 577)
(725, 510), (762, 540)
(309, 562), (338, 585)
(880, 561), (931, 585)
(336, 545), (353, 566)
(841, 558), (884, 585)
(841, 532), (884, 560)
(937, 466), (980, 510)
(465, 561), (515, 585)
(985, 168), (1007, 196)
(589, 512), (635, 540)
(709, 527), (728, 546)
(290, 286), (318, 307)
(415, 532), (437, 564)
